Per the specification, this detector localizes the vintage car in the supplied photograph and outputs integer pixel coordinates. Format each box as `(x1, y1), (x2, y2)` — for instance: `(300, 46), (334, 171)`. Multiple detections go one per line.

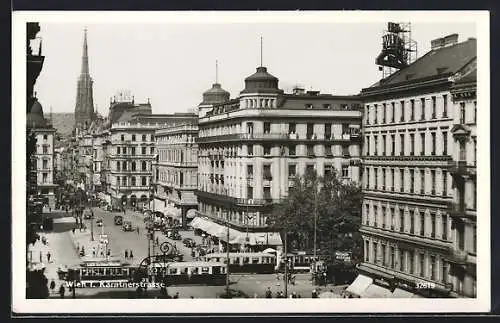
(114, 215), (123, 225)
(96, 219), (103, 227)
(122, 221), (133, 232)
(183, 238), (196, 248)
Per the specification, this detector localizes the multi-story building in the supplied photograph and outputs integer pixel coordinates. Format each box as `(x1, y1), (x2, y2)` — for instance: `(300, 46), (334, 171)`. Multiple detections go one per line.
(27, 99), (58, 208)
(194, 65), (362, 251)
(353, 35), (476, 298)
(103, 93), (198, 210)
(448, 59), (477, 298)
(108, 121), (157, 209)
(154, 121), (198, 228)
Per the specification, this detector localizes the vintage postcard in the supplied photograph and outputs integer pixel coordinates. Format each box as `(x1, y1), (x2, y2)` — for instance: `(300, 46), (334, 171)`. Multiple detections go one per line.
(12, 10), (490, 314)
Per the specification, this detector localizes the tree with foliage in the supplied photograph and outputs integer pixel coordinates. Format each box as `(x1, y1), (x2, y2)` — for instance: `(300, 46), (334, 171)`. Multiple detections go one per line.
(268, 169), (363, 264)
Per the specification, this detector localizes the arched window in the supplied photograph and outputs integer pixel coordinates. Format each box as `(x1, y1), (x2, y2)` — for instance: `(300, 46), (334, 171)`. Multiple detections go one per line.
(116, 161), (121, 171)
(123, 161), (127, 171)
(131, 177), (136, 186)
(131, 161), (136, 171)
(142, 161), (147, 171)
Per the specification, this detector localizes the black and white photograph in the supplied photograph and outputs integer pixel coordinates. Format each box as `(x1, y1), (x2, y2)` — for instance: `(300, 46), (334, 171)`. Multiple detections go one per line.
(12, 11), (490, 313)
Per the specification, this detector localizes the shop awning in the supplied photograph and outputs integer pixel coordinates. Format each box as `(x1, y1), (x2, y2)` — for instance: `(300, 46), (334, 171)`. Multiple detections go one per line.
(346, 274), (373, 297)
(186, 209), (197, 219)
(391, 288), (416, 298)
(163, 205), (181, 219)
(360, 284), (392, 298)
(248, 232), (283, 246)
(189, 217), (282, 246)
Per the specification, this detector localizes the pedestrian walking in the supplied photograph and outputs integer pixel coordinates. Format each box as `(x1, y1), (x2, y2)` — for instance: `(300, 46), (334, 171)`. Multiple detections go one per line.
(136, 227), (140, 235)
(59, 284), (65, 298)
(312, 289), (318, 298)
(125, 250), (128, 259)
(265, 287), (272, 298)
(107, 248), (111, 257)
(50, 280), (56, 293)
(155, 236), (159, 246)
(129, 250), (133, 259)
(173, 292), (179, 299)
(72, 227), (75, 234)
(92, 248), (96, 257)
(46, 251), (51, 263)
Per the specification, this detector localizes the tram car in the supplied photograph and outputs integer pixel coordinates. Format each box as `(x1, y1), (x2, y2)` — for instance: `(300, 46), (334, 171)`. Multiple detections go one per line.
(278, 252), (323, 273)
(204, 252), (276, 274)
(148, 261), (226, 286)
(68, 258), (137, 287)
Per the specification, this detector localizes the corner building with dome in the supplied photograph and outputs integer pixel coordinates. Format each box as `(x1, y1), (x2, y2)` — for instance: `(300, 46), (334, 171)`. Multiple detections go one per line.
(193, 65), (362, 252)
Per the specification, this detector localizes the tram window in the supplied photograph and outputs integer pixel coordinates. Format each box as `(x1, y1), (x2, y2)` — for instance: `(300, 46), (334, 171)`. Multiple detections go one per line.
(233, 257), (240, 265)
(169, 268), (178, 275)
(81, 269), (87, 276)
(183, 268), (189, 275)
(123, 268), (129, 276)
(201, 267), (210, 274)
(192, 267), (199, 274)
(243, 257), (250, 264)
(252, 257), (260, 264)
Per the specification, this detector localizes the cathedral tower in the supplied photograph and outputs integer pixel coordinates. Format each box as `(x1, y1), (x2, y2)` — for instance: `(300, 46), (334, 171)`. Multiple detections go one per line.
(74, 27), (95, 129)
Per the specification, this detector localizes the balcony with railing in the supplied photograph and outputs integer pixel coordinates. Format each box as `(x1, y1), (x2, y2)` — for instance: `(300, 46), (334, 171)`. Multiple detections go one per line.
(448, 160), (476, 177)
(195, 190), (276, 206)
(197, 131), (359, 144)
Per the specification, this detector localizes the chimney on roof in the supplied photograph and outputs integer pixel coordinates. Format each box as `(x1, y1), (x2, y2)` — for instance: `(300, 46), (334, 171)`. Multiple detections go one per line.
(431, 34), (459, 50)
(292, 86), (305, 95)
(431, 37), (445, 50)
(443, 34), (459, 47)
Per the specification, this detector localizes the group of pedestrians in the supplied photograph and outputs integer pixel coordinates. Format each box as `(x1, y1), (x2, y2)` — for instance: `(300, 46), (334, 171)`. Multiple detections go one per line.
(124, 249), (134, 259)
(264, 287), (302, 298)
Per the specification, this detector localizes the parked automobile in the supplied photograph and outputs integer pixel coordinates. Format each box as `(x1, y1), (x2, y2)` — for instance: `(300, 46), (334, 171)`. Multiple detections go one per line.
(122, 221), (133, 232)
(83, 211), (94, 219)
(171, 232), (182, 240)
(114, 215), (123, 225)
(96, 219), (103, 227)
(183, 238), (196, 248)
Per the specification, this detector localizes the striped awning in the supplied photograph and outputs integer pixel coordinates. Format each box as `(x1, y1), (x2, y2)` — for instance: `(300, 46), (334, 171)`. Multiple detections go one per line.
(391, 288), (416, 298)
(346, 274), (373, 297)
(360, 284), (392, 298)
(189, 217), (282, 246)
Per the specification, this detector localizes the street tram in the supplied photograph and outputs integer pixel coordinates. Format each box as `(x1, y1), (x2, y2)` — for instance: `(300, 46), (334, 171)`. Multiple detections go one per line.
(278, 252), (323, 273)
(69, 258), (136, 287)
(146, 261), (227, 286)
(204, 252), (276, 274)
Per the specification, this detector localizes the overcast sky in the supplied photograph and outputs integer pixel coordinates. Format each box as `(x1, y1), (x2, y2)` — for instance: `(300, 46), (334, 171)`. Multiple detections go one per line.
(33, 21), (476, 115)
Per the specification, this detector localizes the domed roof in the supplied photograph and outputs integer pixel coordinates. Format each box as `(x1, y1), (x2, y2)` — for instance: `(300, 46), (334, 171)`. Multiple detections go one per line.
(244, 66), (278, 82)
(201, 83), (230, 105)
(241, 66), (282, 94)
(27, 99), (48, 129)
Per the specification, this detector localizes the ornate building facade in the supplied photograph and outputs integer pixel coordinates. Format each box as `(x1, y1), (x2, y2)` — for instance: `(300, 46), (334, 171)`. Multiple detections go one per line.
(154, 121), (199, 228)
(194, 65), (362, 250)
(74, 28), (95, 129)
(353, 35), (477, 298)
(448, 59), (477, 298)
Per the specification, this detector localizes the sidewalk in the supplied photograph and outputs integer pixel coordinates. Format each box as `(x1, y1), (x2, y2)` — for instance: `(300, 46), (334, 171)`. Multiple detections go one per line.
(68, 225), (109, 259)
(27, 218), (82, 298)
